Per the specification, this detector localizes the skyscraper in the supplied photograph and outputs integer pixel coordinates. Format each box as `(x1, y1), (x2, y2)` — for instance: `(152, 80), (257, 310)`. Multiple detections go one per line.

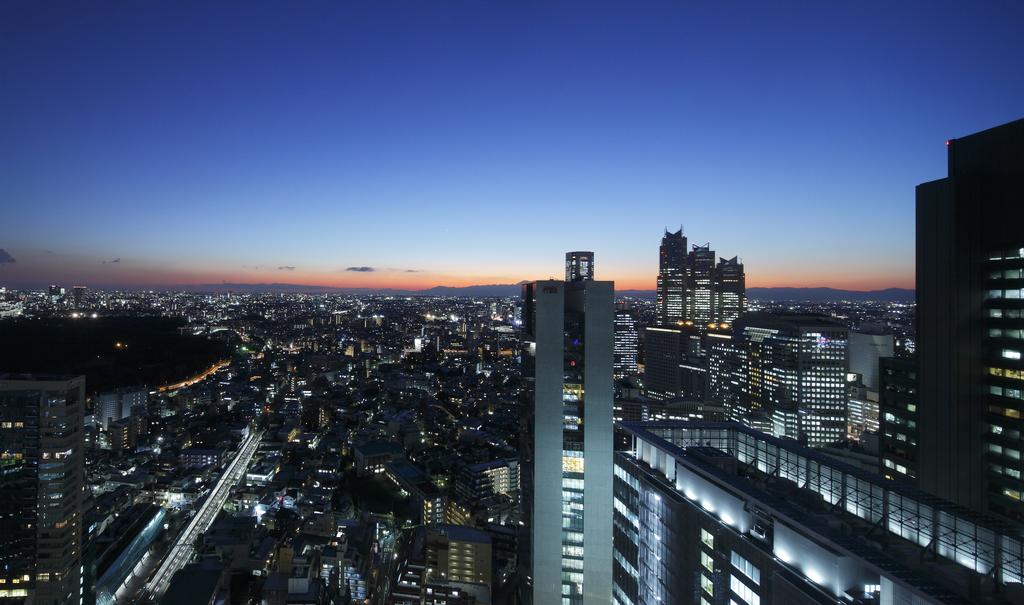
(707, 328), (747, 419)
(688, 243), (716, 328)
(643, 325), (707, 402)
(879, 356), (919, 482)
(917, 118), (1024, 518)
(732, 313), (849, 447)
(654, 231), (746, 330)
(655, 229), (688, 326)
(0, 375), (85, 605)
(522, 274), (613, 604)
(613, 303), (639, 379)
(72, 286), (86, 309)
(848, 327), (895, 393)
(564, 251), (595, 283)
(712, 256), (746, 324)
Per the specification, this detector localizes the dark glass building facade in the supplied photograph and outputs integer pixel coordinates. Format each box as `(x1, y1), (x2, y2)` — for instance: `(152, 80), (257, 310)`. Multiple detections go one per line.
(916, 118), (1024, 518)
(0, 375), (85, 605)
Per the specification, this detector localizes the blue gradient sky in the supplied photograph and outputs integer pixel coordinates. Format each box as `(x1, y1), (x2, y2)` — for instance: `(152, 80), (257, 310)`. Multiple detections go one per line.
(2, 1), (1022, 290)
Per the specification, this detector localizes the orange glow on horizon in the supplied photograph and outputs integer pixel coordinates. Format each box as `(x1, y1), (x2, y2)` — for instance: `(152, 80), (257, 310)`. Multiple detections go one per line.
(3, 249), (914, 293)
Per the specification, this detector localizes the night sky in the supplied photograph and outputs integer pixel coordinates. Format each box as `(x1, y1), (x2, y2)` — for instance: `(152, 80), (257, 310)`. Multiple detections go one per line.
(2, 2), (1022, 290)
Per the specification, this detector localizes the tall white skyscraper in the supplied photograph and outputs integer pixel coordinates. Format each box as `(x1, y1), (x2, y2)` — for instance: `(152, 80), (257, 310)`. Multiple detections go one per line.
(522, 274), (613, 604)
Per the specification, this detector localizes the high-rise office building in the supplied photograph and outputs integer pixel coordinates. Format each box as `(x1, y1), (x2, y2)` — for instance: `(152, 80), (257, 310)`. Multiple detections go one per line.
(613, 421), (1024, 605)
(643, 325), (706, 402)
(0, 375), (85, 605)
(522, 275), (613, 604)
(71, 286), (86, 309)
(712, 256), (746, 324)
(613, 304), (639, 379)
(732, 313), (849, 447)
(97, 386), (147, 431)
(917, 118), (1024, 518)
(656, 229), (688, 326)
(688, 244), (716, 328)
(849, 327), (895, 393)
(707, 328), (747, 419)
(649, 232), (746, 411)
(565, 251), (595, 283)
(644, 327), (685, 401)
(879, 356), (918, 482)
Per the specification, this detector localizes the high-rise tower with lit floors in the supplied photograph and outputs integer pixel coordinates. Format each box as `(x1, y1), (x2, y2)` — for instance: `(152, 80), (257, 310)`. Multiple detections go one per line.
(0, 375), (85, 605)
(713, 256), (746, 324)
(656, 229), (688, 326)
(688, 244), (716, 328)
(917, 118), (1024, 519)
(522, 270), (614, 604)
(613, 303), (639, 379)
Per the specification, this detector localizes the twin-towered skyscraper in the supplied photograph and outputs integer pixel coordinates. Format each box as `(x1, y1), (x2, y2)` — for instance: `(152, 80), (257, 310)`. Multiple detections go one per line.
(655, 229), (746, 329)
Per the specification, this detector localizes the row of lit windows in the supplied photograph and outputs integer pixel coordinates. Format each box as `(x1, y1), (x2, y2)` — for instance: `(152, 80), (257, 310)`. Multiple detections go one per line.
(882, 412), (917, 429)
(990, 404), (1023, 419)
(990, 385), (1024, 401)
(990, 367), (1024, 380)
(991, 464), (1022, 480)
(990, 269), (1024, 279)
(988, 289), (1024, 299)
(991, 309), (1024, 320)
(731, 552), (760, 585)
(883, 458), (912, 476)
(988, 248), (1024, 261)
(989, 443), (1022, 460)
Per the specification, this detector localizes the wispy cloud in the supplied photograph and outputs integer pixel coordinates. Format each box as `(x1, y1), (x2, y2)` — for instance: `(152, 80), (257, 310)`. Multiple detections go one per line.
(404, 269), (420, 273)
(0, 249), (15, 264)
(102, 257), (121, 264)
(346, 266), (375, 272)
(278, 266), (296, 271)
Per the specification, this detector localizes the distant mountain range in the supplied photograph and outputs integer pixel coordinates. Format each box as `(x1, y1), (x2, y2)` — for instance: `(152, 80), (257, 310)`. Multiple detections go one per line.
(190, 282), (527, 297)
(746, 287), (914, 302)
(191, 282), (914, 302)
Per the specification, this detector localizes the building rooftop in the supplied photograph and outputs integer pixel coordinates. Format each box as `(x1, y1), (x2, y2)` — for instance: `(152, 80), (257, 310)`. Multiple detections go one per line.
(619, 421), (1024, 604)
(734, 312), (848, 331)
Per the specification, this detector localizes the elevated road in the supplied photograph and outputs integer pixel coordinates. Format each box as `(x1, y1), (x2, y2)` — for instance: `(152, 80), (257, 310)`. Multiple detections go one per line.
(142, 429), (262, 601)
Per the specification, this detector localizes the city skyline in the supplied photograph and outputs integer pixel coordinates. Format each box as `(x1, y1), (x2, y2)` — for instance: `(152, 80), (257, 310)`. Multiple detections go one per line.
(3, 3), (1024, 291)
(3, 2), (1024, 604)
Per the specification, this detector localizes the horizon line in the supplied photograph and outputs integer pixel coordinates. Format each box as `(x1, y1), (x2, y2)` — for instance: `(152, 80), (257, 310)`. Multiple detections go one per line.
(0, 280), (916, 293)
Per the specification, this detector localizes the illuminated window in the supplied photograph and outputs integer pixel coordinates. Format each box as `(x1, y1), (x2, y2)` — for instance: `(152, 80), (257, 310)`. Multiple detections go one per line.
(701, 528), (714, 548)
(562, 456), (584, 473)
(701, 551), (714, 572)
(701, 573), (714, 596)
(731, 552), (760, 585)
(730, 575), (760, 605)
